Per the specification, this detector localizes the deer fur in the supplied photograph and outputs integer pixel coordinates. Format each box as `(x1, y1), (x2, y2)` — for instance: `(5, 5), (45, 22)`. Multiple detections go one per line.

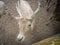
(13, 0), (40, 41)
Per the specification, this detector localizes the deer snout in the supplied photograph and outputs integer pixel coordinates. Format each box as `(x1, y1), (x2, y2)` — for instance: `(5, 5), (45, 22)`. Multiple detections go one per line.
(16, 34), (25, 41)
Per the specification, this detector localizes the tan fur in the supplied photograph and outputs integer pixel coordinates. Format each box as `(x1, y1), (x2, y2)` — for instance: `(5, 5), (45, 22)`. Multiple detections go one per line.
(13, 0), (40, 41)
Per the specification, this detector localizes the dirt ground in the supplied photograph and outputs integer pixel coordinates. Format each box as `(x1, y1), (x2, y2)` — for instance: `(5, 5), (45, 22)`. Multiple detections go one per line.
(0, 0), (60, 45)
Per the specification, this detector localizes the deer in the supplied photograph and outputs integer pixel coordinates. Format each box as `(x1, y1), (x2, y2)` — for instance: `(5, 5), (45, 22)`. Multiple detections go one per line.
(13, 0), (41, 41)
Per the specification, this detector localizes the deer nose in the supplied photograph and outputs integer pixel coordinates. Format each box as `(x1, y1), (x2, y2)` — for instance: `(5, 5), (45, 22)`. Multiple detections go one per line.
(17, 36), (23, 41)
(16, 34), (24, 41)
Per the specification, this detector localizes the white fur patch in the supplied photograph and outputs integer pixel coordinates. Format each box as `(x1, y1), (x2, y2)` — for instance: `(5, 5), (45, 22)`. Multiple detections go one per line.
(17, 33), (25, 41)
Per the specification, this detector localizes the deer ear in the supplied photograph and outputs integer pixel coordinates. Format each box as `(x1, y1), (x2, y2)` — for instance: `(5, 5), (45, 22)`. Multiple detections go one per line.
(11, 15), (22, 20)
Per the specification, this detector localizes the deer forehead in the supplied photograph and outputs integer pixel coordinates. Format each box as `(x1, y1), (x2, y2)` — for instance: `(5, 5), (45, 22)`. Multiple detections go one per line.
(20, 19), (31, 24)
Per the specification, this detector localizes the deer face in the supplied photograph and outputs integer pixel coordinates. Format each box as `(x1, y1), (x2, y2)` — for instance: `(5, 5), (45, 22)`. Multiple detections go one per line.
(17, 18), (34, 41)
(13, 0), (40, 41)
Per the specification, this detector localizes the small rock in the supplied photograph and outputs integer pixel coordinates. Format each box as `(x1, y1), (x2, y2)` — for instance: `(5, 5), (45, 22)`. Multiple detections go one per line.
(0, 1), (5, 15)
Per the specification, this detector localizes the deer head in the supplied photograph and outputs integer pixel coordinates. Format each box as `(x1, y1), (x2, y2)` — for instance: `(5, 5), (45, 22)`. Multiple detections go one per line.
(13, 0), (40, 41)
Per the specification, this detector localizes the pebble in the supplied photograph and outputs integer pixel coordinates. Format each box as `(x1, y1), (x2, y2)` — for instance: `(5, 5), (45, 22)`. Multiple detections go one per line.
(0, 1), (5, 15)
